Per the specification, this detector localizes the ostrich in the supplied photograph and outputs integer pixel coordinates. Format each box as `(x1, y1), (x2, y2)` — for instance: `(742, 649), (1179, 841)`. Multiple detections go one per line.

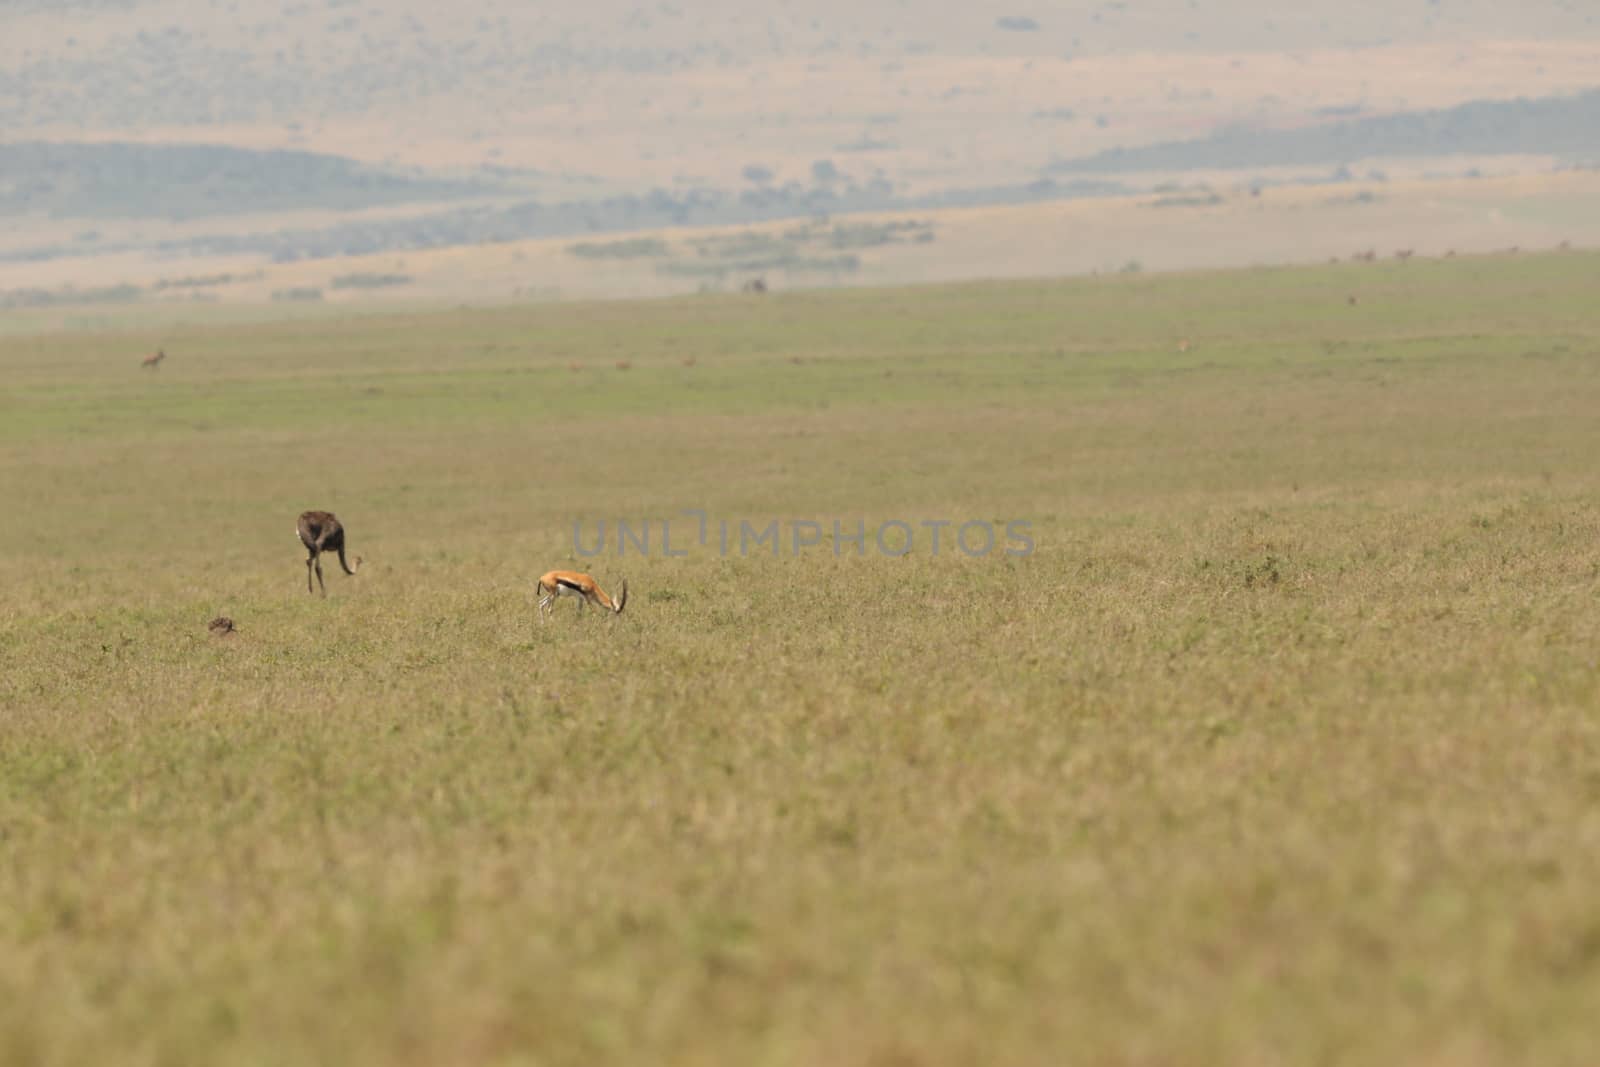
(296, 510), (362, 596)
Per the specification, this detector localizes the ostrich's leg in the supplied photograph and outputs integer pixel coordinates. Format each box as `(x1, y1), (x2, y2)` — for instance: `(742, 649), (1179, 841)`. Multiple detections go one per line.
(306, 553), (315, 594)
(314, 556), (326, 596)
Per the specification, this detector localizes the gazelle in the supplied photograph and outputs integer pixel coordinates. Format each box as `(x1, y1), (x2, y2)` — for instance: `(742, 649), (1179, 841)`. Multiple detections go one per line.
(536, 570), (627, 621)
(296, 510), (363, 596)
(141, 349), (166, 369)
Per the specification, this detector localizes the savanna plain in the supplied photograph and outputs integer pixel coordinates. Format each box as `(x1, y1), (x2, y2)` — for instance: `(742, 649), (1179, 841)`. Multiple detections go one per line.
(3, 252), (1600, 1066)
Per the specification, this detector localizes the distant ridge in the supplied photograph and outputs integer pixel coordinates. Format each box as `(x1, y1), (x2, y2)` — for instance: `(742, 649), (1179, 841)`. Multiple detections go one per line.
(0, 141), (498, 219)
(1048, 89), (1600, 174)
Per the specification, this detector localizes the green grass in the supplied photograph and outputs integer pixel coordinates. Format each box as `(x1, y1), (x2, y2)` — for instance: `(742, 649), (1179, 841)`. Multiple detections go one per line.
(3, 253), (1600, 1066)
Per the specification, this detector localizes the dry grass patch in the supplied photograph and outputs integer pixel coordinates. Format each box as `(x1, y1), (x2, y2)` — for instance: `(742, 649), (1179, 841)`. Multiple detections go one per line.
(2, 253), (1600, 1065)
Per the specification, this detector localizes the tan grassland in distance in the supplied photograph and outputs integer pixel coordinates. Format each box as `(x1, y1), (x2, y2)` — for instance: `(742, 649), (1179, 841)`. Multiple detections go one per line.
(7, 35), (1598, 188)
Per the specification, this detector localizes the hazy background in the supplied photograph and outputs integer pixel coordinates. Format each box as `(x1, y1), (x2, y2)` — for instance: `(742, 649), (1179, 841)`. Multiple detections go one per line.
(3, 0), (1598, 308)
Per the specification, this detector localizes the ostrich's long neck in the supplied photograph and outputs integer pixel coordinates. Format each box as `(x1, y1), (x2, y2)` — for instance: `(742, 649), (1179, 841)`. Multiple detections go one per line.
(337, 545), (359, 575)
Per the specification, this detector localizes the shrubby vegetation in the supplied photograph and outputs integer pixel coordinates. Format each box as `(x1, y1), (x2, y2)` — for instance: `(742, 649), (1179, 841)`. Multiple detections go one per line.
(567, 238), (671, 259)
(329, 272), (413, 289)
(151, 270), (263, 291)
(561, 218), (937, 281)
(824, 219), (934, 248)
(0, 168), (915, 266)
(1145, 191), (1224, 208)
(0, 283), (143, 308)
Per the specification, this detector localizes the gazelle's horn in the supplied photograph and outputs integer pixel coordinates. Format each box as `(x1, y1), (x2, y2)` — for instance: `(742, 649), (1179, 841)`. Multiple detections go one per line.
(614, 579), (628, 614)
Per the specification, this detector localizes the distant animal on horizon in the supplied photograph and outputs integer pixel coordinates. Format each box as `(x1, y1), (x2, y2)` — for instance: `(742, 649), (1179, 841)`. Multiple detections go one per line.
(536, 570), (627, 622)
(141, 349), (166, 369)
(743, 277), (768, 294)
(296, 510), (362, 596)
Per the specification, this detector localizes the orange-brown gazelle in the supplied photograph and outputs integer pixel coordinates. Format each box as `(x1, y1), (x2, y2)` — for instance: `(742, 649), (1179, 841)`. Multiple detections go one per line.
(536, 570), (628, 621)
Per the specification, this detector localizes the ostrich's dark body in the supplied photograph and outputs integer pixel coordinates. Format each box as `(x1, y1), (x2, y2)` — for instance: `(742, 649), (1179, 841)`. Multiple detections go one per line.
(297, 510), (359, 595)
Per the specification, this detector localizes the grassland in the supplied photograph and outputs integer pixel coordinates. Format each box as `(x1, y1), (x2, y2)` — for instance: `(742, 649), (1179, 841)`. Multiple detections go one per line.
(3, 252), (1600, 1065)
(10, 171), (1600, 310)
